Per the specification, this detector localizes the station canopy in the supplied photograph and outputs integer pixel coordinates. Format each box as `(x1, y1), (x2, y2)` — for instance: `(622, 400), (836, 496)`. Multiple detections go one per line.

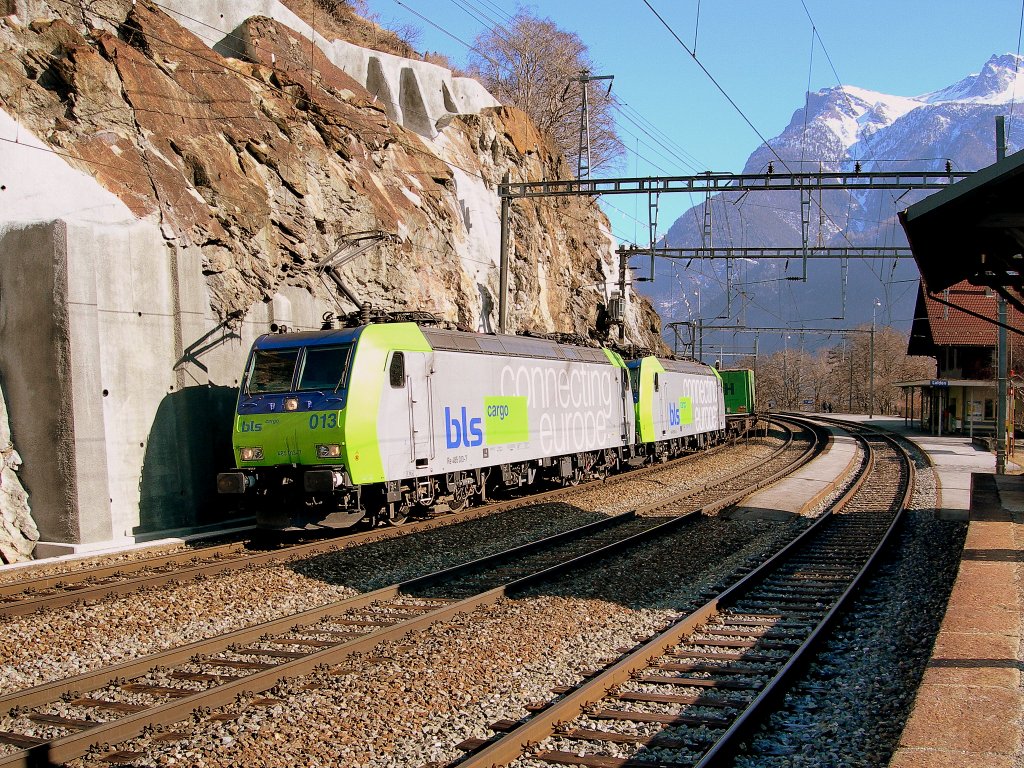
(899, 149), (1024, 303)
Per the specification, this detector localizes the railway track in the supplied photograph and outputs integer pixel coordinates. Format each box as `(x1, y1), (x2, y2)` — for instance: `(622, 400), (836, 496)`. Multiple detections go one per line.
(451, 425), (912, 768)
(0, 420), (821, 767)
(0, 422), (805, 619)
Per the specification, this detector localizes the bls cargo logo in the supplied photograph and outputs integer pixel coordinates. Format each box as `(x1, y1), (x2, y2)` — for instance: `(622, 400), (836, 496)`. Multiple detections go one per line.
(668, 398), (694, 427)
(445, 396), (528, 448)
(444, 406), (483, 448)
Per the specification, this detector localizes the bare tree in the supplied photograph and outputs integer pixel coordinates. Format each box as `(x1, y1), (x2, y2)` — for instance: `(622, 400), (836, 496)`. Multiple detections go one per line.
(468, 9), (624, 175)
(744, 327), (935, 415)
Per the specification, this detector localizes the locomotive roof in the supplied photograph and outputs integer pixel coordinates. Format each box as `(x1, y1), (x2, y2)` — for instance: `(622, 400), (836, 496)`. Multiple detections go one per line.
(420, 328), (612, 363)
(252, 325), (612, 363)
(658, 358), (719, 376)
(253, 327), (363, 349)
(627, 356), (718, 376)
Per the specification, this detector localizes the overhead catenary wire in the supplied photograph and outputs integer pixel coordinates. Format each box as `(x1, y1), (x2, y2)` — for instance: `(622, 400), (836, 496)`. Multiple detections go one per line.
(385, 0), (711, 182)
(381, 0), (724, 275)
(18, 1), (975, 335)
(655, 0), (960, 325)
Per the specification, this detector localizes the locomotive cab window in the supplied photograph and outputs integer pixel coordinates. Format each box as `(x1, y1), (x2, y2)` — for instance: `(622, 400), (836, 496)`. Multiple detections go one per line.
(654, 373), (660, 392)
(390, 352), (406, 388)
(627, 366), (640, 403)
(298, 345), (352, 392)
(247, 348), (299, 394)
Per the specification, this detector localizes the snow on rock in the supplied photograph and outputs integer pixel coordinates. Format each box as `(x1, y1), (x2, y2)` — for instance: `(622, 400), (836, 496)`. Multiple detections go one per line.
(922, 53), (1024, 105)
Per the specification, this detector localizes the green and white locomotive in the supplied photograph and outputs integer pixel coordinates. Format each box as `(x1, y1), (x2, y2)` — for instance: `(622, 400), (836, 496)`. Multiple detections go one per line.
(218, 321), (732, 530)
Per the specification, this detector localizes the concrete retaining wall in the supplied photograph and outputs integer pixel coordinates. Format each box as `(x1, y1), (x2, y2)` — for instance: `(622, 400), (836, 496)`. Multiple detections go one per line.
(0, 215), (336, 555)
(0, 0), (506, 553)
(159, 0), (498, 139)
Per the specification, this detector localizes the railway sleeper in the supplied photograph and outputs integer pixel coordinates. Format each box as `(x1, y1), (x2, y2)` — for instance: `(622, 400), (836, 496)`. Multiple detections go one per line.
(587, 707), (732, 728)
(69, 698), (148, 714)
(535, 751), (692, 768)
(557, 729), (717, 752)
(0, 731), (47, 748)
(665, 649), (780, 664)
(615, 691), (740, 708)
(654, 662), (769, 675)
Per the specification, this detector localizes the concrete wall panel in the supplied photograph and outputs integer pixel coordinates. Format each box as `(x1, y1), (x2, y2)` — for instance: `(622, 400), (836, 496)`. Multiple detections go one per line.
(0, 222), (86, 543)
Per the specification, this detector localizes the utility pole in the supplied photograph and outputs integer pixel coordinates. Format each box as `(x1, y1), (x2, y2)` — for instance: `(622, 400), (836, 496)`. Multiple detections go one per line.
(498, 172), (510, 334)
(996, 115), (1008, 474)
(847, 336), (853, 412)
(567, 69), (613, 180)
(870, 299), (879, 418)
(869, 323), (876, 418)
(617, 247), (628, 343)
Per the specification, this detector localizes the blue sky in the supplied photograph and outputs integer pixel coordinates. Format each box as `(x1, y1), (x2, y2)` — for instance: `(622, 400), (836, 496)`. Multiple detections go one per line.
(369, 0), (1024, 244)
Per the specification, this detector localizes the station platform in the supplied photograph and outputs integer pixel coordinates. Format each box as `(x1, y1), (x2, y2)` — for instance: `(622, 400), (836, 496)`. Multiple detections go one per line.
(729, 424), (860, 520)
(886, 444), (1023, 767)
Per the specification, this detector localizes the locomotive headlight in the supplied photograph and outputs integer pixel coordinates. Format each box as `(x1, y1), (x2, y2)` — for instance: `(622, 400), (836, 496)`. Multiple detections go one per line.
(240, 446), (264, 461)
(316, 443), (342, 459)
(284, 397), (299, 411)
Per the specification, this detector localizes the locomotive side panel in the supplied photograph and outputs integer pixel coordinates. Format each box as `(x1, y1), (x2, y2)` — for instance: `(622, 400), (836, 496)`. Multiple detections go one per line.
(654, 369), (726, 439)
(377, 348), (633, 481)
(630, 356), (726, 445)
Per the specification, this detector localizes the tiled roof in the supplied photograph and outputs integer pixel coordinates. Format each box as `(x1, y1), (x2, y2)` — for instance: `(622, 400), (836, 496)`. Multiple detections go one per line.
(919, 281), (1024, 346)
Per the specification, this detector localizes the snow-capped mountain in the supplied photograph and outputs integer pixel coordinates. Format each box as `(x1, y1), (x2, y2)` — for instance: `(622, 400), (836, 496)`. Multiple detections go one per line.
(923, 53), (1024, 104)
(638, 54), (1024, 355)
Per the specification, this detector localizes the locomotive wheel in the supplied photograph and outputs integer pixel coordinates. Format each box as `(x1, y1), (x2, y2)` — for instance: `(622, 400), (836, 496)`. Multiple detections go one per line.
(445, 472), (469, 512)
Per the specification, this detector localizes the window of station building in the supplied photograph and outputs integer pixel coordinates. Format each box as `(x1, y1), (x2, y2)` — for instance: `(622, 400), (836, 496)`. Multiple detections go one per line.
(298, 345), (352, 392)
(985, 398), (995, 419)
(390, 352), (406, 388)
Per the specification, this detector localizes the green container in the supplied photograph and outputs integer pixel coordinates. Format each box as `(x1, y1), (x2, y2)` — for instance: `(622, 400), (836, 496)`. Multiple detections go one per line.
(719, 369), (756, 415)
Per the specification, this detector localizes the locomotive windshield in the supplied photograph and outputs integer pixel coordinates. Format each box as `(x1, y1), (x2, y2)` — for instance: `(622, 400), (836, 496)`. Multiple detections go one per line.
(247, 349), (300, 394)
(297, 346), (351, 392)
(245, 345), (353, 394)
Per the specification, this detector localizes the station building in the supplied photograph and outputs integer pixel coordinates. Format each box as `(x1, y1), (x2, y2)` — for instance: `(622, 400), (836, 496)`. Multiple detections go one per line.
(899, 140), (1024, 452)
(899, 280), (1023, 444)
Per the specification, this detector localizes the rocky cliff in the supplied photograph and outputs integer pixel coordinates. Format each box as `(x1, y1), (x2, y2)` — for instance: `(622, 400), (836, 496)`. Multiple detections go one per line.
(2, 0), (663, 341)
(0, 0), (666, 559)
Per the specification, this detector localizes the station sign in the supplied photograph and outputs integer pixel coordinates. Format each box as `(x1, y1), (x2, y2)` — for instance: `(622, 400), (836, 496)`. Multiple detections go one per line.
(930, 379), (949, 387)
